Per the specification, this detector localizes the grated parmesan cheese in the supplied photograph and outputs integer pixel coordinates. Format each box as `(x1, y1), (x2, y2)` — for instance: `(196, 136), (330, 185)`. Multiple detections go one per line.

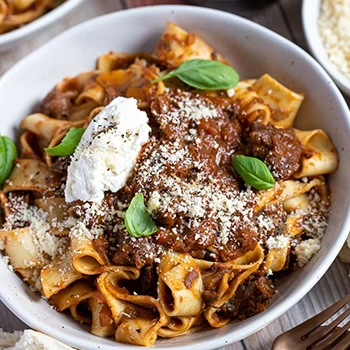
(147, 191), (162, 215)
(295, 238), (321, 267)
(293, 189), (329, 240)
(137, 138), (259, 247)
(3, 196), (66, 263)
(266, 235), (290, 250)
(152, 89), (219, 126)
(319, 0), (350, 77)
(69, 221), (94, 241)
(226, 88), (235, 97)
(66, 200), (123, 243)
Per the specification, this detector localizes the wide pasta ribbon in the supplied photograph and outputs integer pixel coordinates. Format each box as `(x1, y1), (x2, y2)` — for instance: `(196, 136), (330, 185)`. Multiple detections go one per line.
(21, 113), (83, 143)
(2, 159), (61, 196)
(158, 251), (203, 318)
(254, 178), (326, 212)
(294, 128), (338, 178)
(252, 74), (304, 128)
(232, 74), (304, 128)
(157, 314), (205, 338)
(98, 266), (167, 346)
(0, 227), (44, 269)
(19, 131), (42, 160)
(50, 278), (95, 313)
(233, 80), (272, 124)
(70, 229), (110, 275)
(89, 295), (115, 338)
(261, 178), (329, 273)
(41, 248), (82, 299)
(153, 22), (227, 68)
(197, 244), (264, 327)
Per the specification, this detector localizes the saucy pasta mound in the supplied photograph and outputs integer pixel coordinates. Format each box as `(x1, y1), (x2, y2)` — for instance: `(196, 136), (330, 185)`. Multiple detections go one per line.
(0, 23), (339, 346)
(0, 0), (64, 34)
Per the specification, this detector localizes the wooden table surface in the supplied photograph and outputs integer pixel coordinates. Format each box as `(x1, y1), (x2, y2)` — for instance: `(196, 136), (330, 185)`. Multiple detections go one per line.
(0, 1), (349, 349)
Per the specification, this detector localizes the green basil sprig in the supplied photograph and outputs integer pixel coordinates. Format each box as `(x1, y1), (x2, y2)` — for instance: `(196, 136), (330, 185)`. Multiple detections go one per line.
(44, 127), (85, 157)
(232, 155), (275, 190)
(151, 59), (240, 90)
(124, 193), (158, 238)
(0, 136), (17, 187)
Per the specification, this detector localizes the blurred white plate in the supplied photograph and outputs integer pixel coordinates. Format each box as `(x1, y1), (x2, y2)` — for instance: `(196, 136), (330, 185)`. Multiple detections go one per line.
(302, 0), (350, 95)
(0, 0), (85, 51)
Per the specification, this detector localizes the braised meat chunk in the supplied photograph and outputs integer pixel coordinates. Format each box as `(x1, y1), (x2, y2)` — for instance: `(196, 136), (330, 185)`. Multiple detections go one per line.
(249, 120), (304, 180)
(220, 276), (275, 319)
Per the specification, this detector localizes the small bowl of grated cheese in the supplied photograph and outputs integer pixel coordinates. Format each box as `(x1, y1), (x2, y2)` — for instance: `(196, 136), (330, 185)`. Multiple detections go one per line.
(302, 0), (350, 95)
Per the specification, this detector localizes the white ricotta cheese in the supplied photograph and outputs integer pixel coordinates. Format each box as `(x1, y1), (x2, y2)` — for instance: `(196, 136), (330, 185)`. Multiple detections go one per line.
(0, 329), (73, 350)
(0, 329), (22, 348)
(65, 97), (150, 203)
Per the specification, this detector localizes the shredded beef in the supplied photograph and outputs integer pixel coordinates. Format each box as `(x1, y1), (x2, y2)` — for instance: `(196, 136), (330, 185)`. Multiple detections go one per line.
(202, 267), (233, 305)
(41, 89), (78, 120)
(50, 156), (70, 176)
(220, 276), (275, 319)
(248, 120), (304, 180)
(138, 265), (158, 298)
(111, 231), (156, 269)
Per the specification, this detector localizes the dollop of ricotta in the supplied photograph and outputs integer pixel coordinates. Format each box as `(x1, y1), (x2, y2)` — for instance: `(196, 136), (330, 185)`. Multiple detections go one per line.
(0, 329), (73, 349)
(65, 97), (150, 203)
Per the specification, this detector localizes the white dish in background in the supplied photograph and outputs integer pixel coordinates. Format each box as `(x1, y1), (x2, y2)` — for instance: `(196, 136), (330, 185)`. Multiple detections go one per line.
(302, 0), (350, 95)
(0, 0), (85, 51)
(0, 5), (349, 350)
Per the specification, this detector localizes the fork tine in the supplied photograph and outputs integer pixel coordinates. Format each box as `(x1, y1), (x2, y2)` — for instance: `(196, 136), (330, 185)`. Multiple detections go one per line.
(329, 330), (350, 350)
(315, 319), (350, 350)
(289, 293), (350, 338)
(303, 304), (350, 347)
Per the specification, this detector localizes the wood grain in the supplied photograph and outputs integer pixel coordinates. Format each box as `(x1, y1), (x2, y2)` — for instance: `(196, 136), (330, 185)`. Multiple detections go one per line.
(279, 0), (308, 50)
(193, 0), (293, 41)
(0, 1), (349, 350)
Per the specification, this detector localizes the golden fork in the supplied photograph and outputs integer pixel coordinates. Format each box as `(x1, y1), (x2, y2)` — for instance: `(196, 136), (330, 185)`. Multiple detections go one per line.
(272, 293), (350, 350)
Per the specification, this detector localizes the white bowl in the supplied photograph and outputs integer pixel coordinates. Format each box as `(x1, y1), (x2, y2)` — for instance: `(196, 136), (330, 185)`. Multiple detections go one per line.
(0, 5), (349, 350)
(302, 0), (350, 95)
(0, 0), (85, 51)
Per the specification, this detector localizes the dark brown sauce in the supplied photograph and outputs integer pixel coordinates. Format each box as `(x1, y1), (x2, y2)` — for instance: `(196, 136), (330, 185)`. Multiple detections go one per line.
(110, 89), (304, 268)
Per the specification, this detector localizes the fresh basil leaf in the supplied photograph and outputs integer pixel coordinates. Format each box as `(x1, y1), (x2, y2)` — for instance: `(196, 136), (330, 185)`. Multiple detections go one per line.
(152, 59), (239, 90)
(232, 155), (275, 190)
(0, 136), (17, 187)
(124, 193), (158, 238)
(44, 127), (85, 156)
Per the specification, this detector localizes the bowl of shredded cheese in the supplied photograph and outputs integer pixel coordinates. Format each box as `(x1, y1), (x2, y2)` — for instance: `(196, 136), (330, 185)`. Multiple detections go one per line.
(302, 0), (350, 95)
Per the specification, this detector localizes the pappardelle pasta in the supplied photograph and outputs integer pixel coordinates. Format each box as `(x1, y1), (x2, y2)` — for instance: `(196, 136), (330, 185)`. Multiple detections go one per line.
(0, 0), (65, 34)
(0, 23), (338, 346)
